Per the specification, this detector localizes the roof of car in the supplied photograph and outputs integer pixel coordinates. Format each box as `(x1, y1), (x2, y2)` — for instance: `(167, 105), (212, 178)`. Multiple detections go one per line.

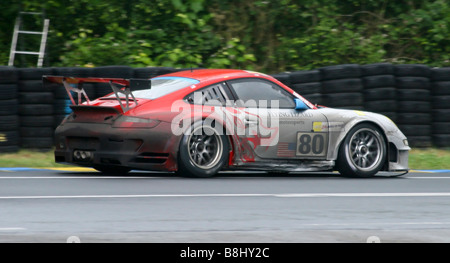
(161, 69), (268, 82)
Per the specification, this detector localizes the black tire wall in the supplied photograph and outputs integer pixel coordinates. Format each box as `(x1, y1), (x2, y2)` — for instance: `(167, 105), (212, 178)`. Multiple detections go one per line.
(0, 64), (449, 153)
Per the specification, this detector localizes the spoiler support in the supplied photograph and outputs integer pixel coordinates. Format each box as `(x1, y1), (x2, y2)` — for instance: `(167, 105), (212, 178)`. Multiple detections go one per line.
(43, 76), (151, 113)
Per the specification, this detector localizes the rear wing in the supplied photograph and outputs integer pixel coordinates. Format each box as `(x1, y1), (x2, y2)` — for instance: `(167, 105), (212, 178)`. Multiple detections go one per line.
(43, 76), (150, 113)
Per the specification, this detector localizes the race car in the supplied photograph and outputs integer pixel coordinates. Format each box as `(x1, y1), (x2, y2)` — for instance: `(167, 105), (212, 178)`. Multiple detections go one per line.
(44, 69), (410, 177)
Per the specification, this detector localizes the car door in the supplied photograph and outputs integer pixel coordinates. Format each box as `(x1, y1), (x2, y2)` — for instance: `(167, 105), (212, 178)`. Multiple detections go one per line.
(227, 78), (329, 160)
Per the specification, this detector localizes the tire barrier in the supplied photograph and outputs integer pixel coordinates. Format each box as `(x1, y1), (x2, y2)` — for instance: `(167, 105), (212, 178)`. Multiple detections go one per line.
(288, 70), (322, 107)
(395, 64), (433, 148)
(319, 64), (364, 111)
(431, 67), (450, 148)
(0, 64), (449, 152)
(0, 66), (19, 153)
(18, 67), (55, 150)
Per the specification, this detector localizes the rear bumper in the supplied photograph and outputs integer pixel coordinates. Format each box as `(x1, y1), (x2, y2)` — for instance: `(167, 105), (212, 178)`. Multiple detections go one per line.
(54, 121), (180, 171)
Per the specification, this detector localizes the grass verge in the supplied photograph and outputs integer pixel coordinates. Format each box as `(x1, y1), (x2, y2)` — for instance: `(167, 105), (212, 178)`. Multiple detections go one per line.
(0, 148), (449, 170)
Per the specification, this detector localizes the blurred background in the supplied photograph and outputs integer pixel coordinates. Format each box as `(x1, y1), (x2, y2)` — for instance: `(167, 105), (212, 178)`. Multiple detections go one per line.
(1, 0), (449, 72)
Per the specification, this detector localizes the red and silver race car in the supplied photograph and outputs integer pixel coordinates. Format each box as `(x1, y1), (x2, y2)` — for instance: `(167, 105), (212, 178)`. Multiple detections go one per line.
(44, 69), (410, 177)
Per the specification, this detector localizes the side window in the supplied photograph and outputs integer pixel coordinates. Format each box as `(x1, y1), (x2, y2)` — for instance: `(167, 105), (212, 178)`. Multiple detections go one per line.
(228, 79), (296, 108)
(185, 83), (230, 106)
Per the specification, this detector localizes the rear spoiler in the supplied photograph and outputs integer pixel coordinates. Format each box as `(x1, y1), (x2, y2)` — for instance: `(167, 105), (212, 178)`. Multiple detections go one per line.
(43, 76), (150, 113)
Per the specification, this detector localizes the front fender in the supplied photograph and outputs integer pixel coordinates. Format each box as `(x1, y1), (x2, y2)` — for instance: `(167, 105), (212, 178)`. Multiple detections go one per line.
(319, 108), (410, 162)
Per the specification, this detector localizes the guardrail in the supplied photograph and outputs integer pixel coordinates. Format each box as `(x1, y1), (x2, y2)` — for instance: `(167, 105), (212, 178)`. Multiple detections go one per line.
(0, 64), (449, 152)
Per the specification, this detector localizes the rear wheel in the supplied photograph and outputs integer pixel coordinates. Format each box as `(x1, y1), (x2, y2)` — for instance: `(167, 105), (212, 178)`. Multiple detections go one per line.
(177, 121), (229, 178)
(337, 123), (386, 178)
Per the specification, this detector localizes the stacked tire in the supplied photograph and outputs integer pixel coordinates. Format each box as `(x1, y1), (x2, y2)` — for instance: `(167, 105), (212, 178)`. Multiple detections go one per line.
(270, 72), (291, 89)
(0, 67), (20, 153)
(319, 64), (364, 110)
(431, 67), (450, 147)
(395, 64), (432, 148)
(361, 63), (397, 122)
(18, 67), (55, 150)
(288, 70), (322, 106)
(53, 67), (95, 126)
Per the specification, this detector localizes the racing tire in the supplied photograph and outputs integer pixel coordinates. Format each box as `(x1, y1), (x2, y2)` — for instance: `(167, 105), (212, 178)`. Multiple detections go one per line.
(290, 70), (321, 84)
(94, 165), (131, 175)
(362, 75), (395, 89)
(397, 89), (430, 101)
(361, 63), (394, 76)
(0, 146), (19, 153)
(396, 77), (430, 90)
(0, 67), (18, 84)
(290, 82), (321, 95)
(21, 137), (53, 149)
(19, 67), (53, 80)
(301, 93), (322, 106)
(0, 84), (18, 100)
(336, 123), (387, 178)
(322, 93), (363, 107)
(432, 109), (450, 122)
(397, 101), (431, 113)
(397, 113), (430, 125)
(363, 87), (396, 101)
(19, 104), (54, 116)
(18, 80), (52, 92)
(407, 136), (432, 148)
(394, 64), (431, 77)
(0, 115), (19, 131)
(432, 96), (450, 109)
(321, 78), (363, 93)
(20, 116), (54, 127)
(271, 73), (291, 87)
(432, 81), (450, 96)
(0, 131), (20, 146)
(398, 125), (431, 136)
(365, 100), (397, 112)
(431, 68), (450, 81)
(319, 64), (361, 80)
(177, 121), (229, 178)
(0, 100), (18, 116)
(432, 122), (450, 134)
(19, 92), (54, 104)
(433, 134), (450, 148)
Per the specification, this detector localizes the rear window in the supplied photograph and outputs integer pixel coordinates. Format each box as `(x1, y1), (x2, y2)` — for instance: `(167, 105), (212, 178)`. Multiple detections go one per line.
(108, 76), (199, 100)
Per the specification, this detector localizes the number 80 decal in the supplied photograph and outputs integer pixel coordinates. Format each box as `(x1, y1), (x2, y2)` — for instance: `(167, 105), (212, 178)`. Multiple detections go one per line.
(296, 132), (328, 157)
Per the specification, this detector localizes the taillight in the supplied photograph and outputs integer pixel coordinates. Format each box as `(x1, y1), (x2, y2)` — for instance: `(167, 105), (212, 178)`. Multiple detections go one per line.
(112, 116), (160, 128)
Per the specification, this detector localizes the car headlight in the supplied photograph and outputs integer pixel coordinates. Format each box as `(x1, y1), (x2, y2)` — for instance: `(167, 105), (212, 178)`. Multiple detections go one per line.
(403, 139), (409, 147)
(112, 116), (160, 128)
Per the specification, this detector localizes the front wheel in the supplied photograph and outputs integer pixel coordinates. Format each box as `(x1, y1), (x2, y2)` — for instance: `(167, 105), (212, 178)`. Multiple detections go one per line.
(177, 121), (229, 178)
(336, 123), (387, 178)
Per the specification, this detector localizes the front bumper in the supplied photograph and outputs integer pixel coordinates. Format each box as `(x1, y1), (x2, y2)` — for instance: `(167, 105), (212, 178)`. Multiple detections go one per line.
(54, 121), (180, 172)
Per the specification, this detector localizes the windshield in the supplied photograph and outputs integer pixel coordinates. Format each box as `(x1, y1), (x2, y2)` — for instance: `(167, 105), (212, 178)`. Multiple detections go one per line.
(108, 76), (199, 100)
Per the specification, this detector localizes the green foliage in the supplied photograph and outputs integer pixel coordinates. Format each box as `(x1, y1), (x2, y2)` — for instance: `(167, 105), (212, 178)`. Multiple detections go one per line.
(0, 0), (449, 72)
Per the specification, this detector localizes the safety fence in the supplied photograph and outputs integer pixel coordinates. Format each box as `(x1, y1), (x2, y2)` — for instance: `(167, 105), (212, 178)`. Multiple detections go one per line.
(0, 64), (449, 152)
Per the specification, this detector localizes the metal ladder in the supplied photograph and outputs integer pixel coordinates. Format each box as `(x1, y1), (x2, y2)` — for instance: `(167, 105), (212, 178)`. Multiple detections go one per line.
(8, 12), (50, 68)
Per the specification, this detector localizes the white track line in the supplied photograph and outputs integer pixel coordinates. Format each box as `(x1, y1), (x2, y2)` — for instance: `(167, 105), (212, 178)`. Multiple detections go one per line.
(0, 228), (26, 231)
(0, 176), (161, 179)
(1, 192), (450, 200)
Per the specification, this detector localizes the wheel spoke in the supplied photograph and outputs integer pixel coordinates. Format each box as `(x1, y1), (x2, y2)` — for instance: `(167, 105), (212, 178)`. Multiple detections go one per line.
(348, 128), (384, 171)
(187, 128), (223, 169)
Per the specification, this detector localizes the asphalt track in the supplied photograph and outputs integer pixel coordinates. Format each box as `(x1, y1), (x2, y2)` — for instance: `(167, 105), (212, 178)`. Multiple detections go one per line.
(1, 167), (450, 243)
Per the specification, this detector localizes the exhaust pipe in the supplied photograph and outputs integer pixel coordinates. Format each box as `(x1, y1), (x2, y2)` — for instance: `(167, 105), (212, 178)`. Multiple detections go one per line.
(73, 150), (93, 162)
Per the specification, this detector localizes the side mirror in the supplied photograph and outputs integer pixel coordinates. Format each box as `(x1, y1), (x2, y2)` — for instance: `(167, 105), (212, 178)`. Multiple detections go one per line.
(294, 98), (309, 111)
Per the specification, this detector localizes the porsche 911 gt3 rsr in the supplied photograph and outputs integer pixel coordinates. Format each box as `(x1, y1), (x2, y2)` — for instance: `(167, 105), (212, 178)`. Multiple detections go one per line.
(44, 69), (410, 177)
